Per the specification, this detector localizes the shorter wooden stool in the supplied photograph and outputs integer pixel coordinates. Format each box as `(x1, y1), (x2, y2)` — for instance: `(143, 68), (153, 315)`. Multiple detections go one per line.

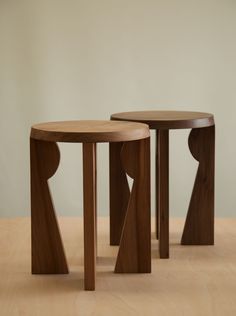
(110, 111), (215, 259)
(30, 120), (151, 290)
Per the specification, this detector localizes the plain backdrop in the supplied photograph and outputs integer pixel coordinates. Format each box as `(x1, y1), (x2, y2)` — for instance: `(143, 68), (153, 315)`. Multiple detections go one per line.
(0, 0), (236, 217)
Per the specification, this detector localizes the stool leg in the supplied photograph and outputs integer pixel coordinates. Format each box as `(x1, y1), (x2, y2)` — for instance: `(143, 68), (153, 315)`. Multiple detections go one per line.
(83, 143), (96, 290)
(115, 138), (151, 273)
(181, 126), (215, 245)
(109, 142), (130, 245)
(30, 138), (68, 274)
(155, 130), (159, 239)
(94, 145), (97, 257)
(157, 130), (169, 259)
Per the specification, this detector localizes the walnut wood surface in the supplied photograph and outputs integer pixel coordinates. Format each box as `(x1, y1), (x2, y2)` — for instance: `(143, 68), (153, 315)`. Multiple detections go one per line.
(109, 142), (130, 246)
(30, 120), (151, 290)
(155, 131), (159, 239)
(111, 111), (214, 129)
(83, 143), (97, 290)
(31, 120), (150, 143)
(115, 138), (151, 273)
(111, 111), (215, 258)
(157, 130), (169, 258)
(30, 138), (69, 274)
(181, 126), (215, 245)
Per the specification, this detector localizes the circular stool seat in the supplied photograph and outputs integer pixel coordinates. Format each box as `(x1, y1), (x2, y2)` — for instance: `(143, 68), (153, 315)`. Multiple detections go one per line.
(111, 110), (214, 129)
(31, 120), (149, 142)
(30, 120), (151, 291)
(110, 110), (215, 259)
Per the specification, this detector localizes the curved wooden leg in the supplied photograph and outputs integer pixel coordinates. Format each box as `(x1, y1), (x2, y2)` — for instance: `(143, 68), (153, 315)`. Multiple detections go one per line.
(83, 143), (97, 290)
(181, 125), (215, 245)
(30, 138), (68, 274)
(157, 130), (169, 258)
(109, 142), (130, 246)
(115, 138), (151, 273)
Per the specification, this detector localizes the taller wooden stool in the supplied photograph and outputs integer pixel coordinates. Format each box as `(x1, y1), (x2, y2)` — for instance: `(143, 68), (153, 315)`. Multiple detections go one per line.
(30, 120), (151, 290)
(110, 111), (215, 259)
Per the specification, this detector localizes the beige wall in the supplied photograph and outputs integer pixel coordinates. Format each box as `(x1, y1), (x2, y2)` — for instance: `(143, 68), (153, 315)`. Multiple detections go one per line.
(0, 0), (236, 217)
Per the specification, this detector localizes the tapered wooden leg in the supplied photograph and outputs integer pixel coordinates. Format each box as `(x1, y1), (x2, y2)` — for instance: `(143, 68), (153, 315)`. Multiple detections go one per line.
(181, 126), (215, 245)
(83, 143), (96, 290)
(30, 138), (69, 274)
(155, 131), (159, 239)
(109, 142), (130, 246)
(115, 138), (151, 273)
(94, 144), (97, 257)
(157, 130), (169, 259)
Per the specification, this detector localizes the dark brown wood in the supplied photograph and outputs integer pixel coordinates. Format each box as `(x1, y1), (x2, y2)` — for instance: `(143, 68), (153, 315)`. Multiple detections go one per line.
(30, 120), (151, 290)
(111, 112), (215, 257)
(109, 142), (130, 245)
(111, 111), (214, 130)
(157, 130), (169, 258)
(115, 138), (151, 273)
(94, 144), (97, 257)
(181, 126), (215, 245)
(83, 142), (96, 290)
(30, 138), (69, 274)
(155, 130), (159, 239)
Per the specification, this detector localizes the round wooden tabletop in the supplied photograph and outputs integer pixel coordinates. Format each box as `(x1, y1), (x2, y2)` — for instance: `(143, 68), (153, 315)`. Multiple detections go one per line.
(31, 120), (150, 143)
(111, 111), (215, 129)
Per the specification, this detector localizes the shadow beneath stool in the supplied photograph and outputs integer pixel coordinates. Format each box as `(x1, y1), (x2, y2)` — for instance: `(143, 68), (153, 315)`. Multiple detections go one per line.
(151, 240), (159, 259)
(170, 242), (181, 246)
(97, 256), (116, 266)
(14, 272), (85, 296)
(151, 232), (157, 240)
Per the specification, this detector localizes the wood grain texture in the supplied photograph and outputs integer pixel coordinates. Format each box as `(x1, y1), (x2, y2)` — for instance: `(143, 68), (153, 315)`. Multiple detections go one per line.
(111, 111), (214, 129)
(30, 138), (69, 274)
(181, 126), (215, 245)
(157, 130), (169, 259)
(115, 138), (151, 273)
(155, 130), (159, 239)
(94, 144), (97, 257)
(31, 120), (150, 143)
(109, 142), (130, 245)
(83, 143), (97, 290)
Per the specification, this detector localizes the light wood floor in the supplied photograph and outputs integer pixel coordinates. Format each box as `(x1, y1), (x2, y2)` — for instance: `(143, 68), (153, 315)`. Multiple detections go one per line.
(1, 218), (236, 316)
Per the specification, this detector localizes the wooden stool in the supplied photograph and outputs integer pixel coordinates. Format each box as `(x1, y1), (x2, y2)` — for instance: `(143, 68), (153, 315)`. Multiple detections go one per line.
(110, 111), (215, 259)
(30, 120), (151, 290)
